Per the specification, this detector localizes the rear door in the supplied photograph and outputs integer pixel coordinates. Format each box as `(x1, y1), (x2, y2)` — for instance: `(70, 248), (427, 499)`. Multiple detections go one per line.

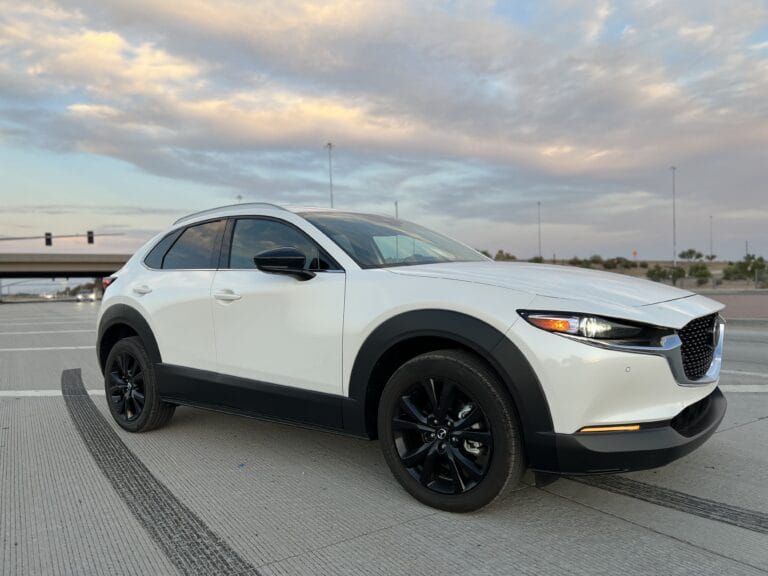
(138, 218), (225, 372)
(211, 217), (345, 395)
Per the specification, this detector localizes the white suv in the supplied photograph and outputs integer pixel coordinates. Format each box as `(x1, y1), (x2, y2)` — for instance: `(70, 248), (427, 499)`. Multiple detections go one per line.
(97, 203), (726, 511)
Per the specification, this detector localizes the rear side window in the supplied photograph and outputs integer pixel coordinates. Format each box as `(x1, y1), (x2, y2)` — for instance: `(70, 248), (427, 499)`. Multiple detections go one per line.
(144, 230), (181, 269)
(162, 220), (225, 270)
(228, 218), (337, 271)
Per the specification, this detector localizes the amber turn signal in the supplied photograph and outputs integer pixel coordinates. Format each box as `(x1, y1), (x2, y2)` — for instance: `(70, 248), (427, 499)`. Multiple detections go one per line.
(527, 316), (578, 334)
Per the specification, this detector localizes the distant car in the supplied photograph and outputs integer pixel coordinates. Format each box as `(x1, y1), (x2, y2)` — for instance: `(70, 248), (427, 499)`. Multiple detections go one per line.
(97, 203), (726, 512)
(76, 291), (97, 302)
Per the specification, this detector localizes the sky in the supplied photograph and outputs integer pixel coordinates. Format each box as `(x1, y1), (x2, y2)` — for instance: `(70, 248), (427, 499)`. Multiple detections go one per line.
(0, 0), (766, 260)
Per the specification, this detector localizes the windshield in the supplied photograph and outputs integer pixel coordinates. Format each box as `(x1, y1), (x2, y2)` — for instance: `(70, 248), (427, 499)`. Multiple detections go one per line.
(300, 211), (488, 269)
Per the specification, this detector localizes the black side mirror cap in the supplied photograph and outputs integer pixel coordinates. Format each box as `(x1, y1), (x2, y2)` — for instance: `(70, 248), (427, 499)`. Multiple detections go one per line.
(253, 247), (316, 281)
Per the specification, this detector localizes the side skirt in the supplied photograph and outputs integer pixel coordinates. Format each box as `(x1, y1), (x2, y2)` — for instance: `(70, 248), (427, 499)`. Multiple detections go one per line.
(155, 364), (364, 436)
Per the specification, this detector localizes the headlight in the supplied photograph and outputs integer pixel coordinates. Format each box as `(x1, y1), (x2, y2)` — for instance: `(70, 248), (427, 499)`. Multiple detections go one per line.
(518, 311), (668, 344)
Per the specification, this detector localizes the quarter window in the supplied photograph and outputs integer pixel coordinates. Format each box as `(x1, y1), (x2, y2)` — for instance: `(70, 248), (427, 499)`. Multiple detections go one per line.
(144, 230), (181, 269)
(162, 220), (225, 269)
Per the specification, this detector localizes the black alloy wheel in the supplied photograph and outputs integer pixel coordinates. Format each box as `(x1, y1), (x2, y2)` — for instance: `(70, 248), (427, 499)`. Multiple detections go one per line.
(108, 351), (146, 422)
(379, 349), (523, 512)
(104, 336), (175, 433)
(392, 377), (492, 495)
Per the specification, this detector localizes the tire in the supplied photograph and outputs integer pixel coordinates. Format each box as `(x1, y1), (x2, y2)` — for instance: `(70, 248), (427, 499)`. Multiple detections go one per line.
(104, 336), (175, 432)
(378, 349), (524, 512)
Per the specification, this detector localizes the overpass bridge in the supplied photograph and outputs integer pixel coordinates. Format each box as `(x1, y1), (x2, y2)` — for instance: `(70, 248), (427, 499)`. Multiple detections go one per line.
(0, 253), (131, 279)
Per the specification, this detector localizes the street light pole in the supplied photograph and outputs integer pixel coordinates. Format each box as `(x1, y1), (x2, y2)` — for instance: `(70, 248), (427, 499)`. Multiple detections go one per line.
(325, 142), (334, 208)
(709, 215), (713, 257)
(537, 201), (542, 258)
(671, 166), (677, 270)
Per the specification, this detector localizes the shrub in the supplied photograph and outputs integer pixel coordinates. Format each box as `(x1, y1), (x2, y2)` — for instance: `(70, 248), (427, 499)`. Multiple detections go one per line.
(568, 257), (591, 268)
(615, 257), (634, 269)
(494, 250), (517, 261)
(646, 265), (668, 282)
(688, 262), (711, 286)
(669, 266), (685, 285)
(723, 254), (766, 280)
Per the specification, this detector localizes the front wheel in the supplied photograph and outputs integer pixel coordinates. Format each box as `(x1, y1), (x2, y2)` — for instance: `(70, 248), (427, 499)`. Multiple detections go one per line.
(104, 336), (175, 432)
(378, 349), (524, 512)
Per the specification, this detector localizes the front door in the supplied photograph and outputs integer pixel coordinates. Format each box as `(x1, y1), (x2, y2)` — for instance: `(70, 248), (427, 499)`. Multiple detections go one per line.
(211, 217), (345, 396)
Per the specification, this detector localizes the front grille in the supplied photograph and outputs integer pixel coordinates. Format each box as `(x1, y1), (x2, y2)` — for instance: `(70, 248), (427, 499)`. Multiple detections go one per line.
(678, 314), (718, 380)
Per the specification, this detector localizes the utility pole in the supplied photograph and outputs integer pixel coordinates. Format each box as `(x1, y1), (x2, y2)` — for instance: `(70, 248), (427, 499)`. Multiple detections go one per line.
(537, 201), (542, 258)
(394, 200), (399, 219)
(709, 215), (713, 257)
(671, 166), (677, 270)
(325, 142), (334, 208)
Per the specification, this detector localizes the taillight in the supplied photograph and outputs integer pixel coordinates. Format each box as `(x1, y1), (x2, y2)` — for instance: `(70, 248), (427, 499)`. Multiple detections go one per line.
(102, 276), (117, 291)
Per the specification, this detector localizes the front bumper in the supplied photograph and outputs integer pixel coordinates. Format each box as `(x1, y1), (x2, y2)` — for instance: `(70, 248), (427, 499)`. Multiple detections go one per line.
(536, 387), (727, 474)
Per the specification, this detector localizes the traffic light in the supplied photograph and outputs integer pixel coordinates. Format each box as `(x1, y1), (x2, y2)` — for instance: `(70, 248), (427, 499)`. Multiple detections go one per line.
(45, 232), (52, 246)
(87, 230), (94, 244)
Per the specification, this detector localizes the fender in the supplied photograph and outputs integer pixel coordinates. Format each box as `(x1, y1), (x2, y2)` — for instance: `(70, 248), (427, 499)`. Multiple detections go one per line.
(97, 304), (162, 372)
(345, 309), (558, 470)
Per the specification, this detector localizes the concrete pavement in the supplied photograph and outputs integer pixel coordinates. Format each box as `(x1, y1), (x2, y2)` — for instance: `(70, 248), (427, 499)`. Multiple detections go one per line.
(0, 302), (766, 575)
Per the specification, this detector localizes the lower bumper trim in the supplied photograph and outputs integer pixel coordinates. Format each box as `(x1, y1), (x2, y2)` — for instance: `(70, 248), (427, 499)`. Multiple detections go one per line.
(535, 387), (726, 475)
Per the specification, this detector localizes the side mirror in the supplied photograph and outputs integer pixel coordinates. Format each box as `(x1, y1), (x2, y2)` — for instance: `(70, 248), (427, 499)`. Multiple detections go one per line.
(253, 247), (316, 281)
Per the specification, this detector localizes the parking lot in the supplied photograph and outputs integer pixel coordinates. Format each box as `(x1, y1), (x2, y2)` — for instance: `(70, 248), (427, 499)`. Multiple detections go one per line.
(1, 302), (766, 576)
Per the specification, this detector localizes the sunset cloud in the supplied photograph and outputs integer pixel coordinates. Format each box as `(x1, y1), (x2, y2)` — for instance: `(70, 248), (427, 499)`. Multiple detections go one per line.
(0, 0), (766, 259)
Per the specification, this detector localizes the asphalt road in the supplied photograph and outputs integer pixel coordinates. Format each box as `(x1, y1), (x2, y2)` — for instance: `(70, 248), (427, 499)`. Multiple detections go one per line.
(0, 302), (766, 576)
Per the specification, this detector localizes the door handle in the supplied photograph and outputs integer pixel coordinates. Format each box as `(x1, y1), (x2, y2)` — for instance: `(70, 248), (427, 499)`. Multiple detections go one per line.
(214, 289), (242, 302)
(132, 284), (152, 295)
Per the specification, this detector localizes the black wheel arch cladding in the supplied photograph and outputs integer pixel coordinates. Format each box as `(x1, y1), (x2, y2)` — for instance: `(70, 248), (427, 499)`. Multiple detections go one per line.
(346, 309), (557, 469)
(97, 304), (162, 373)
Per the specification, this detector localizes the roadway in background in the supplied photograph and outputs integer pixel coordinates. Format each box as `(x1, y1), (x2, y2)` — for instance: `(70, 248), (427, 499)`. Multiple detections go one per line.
(0, 302), (766, 576)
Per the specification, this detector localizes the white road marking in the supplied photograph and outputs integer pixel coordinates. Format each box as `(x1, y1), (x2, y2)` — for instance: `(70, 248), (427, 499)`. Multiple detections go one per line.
(720, 384), (768, 393)
(0, 329), (96, 335)
(721, 369), (768, 379)
(0, 345), (95, 352)
(0, 390), (105, 397)
(0, 321), (96, 327)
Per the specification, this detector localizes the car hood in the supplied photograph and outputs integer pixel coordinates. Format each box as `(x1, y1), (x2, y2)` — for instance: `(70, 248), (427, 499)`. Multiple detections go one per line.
(387, 261), (693, 308)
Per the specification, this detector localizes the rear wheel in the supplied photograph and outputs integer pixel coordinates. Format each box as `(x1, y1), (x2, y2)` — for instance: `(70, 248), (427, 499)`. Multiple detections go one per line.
(104, 336), (175, 432)
(378, 349), (524, 512)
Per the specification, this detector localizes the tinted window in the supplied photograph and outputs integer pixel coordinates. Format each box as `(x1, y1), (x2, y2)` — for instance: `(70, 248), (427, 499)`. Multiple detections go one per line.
(228, 218), (336, 271)
(162, 220), (225, 269)
(144, 230), (181, 269)
(300, 212), (486, 269)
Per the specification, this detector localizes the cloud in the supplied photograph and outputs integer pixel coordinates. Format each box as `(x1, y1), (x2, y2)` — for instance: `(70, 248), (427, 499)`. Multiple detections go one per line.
(584, 0), (612, 42)
(678, 24), (715, 42)
(0, 0), (766, 258)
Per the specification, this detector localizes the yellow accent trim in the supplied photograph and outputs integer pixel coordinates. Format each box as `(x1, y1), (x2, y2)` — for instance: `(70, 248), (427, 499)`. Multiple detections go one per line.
(579, 424), (641, 433)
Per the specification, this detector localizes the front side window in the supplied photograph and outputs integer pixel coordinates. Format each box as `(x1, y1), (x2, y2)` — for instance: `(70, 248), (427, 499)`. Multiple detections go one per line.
(162, 219), (225, 269)
(228, 218), (336, 271)
(300, 212), (487, 269)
